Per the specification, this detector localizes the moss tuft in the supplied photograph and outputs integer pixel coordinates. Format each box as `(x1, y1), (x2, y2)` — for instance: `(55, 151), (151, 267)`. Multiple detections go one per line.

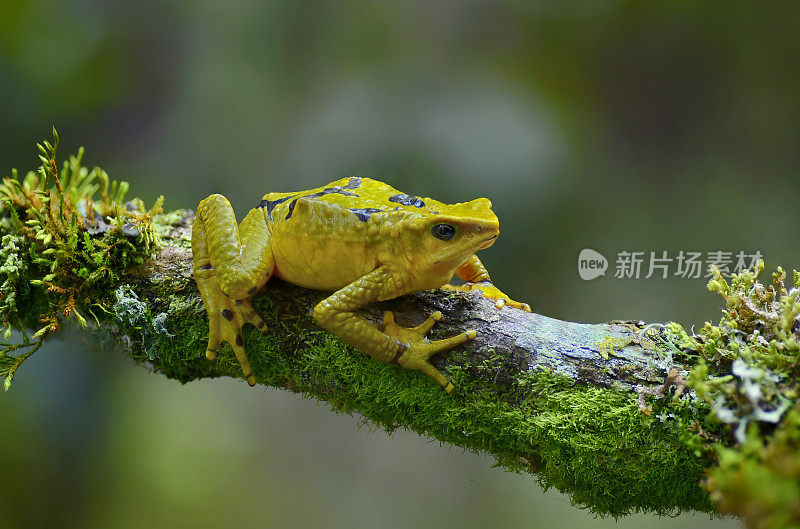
(0, 129), (163, 388)
(664, 262), (800, 526)
(595, 335), (632, 360)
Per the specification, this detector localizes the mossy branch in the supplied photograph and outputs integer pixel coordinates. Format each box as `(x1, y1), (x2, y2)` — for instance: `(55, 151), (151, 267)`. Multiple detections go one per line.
(5, 135), (800, 528)
(113, 211), (715, 518)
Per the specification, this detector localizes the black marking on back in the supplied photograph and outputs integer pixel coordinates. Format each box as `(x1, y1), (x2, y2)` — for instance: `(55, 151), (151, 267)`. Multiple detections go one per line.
(342, 177), (362, 189)
(305, 179), (361, 201)
(285, 198), (299, 220)
(258, 195), (296, 222)
(317, 186), (358, 198)
(389, 193), (425, 208)
(261, 179), (363, 223)
(349, 207), (382, 222)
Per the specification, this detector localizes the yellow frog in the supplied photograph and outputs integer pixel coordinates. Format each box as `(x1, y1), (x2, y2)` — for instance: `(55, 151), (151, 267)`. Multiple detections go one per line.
(192, 177), (530, 393)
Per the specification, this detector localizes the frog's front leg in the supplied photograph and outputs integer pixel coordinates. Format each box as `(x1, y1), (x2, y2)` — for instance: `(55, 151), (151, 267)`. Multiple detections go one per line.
(312, 268), (475, 393)
(442, 254), (531, 312)
(192, 194), (274, 385)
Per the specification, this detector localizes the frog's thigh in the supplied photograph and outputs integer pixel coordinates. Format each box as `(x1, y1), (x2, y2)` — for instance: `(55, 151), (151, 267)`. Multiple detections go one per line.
(194, 195), (275, 298)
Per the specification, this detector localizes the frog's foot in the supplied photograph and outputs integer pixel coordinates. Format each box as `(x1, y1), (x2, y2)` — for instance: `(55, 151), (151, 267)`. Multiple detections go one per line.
(382, 310), (476, 393)
(441, 282), (531, 312)
(203, 286), (268, 386)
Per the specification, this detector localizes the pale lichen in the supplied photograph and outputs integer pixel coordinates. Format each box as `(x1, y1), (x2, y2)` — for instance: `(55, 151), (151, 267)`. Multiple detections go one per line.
(112, 286), (171, 361)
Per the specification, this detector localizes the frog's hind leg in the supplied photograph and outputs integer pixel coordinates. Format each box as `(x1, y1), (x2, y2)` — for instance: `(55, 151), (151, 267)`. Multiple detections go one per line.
(192, 195), (274, 385)
(195, 195), (274, 299)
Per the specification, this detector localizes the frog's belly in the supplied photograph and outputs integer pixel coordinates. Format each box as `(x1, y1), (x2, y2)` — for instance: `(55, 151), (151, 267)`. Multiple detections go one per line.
(271, 236), (379, 291)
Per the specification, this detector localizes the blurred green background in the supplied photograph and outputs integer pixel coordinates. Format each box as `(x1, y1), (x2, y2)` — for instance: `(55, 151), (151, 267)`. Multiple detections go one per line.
(4, 0), (800, 527)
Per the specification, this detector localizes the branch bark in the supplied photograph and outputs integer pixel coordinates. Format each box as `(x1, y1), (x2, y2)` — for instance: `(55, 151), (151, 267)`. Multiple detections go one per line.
(111, 210), (714, 517)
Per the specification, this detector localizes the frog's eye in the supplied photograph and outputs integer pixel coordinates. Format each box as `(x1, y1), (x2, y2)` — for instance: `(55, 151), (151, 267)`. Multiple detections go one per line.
(431, 223), (456, 241)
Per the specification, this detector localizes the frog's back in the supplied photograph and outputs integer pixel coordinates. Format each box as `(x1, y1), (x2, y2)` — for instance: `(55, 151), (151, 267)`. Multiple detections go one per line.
(258, 177), (427, 215)
(257, 177), (443, 290)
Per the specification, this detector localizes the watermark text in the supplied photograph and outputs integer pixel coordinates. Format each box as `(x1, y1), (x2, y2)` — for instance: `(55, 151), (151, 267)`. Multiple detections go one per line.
(578, 249), (763, 280)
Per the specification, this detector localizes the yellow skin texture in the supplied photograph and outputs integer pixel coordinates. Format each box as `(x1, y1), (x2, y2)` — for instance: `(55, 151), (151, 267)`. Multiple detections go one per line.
(191, 177), (531, 392)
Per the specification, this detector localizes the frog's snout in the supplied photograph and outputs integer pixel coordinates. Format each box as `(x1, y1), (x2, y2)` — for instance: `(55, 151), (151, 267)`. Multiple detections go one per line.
(470, 221), (499, 251)
(474, 222), (499, 233)
(472, 220), (499, 236)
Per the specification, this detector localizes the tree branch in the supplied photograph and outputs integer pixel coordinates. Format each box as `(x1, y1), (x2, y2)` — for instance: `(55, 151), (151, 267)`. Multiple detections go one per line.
(110, 210), (714, 517)
(13, 136), (800, 526)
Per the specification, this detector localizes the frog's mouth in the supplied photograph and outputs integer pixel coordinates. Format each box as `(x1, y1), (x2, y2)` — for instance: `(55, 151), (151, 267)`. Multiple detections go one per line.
(477, 233), (498, 250)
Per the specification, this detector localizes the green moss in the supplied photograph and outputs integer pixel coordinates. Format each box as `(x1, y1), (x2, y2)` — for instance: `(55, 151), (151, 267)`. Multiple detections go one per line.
(111, 275), (713, 517)
(707, 412), (800, 529)
(0, 129), (163, 388)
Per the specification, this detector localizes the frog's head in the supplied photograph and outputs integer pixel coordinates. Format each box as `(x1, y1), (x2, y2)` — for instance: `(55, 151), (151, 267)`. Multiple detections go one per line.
(398, 197), (499, 278)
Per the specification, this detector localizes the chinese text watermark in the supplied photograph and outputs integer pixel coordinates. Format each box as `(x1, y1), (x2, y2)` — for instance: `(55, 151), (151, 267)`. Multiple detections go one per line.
(578, 249), (763, 280)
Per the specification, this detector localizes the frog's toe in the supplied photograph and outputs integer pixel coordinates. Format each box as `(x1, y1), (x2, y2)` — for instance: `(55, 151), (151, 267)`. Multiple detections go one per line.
(383, 310), (443, 338)
(218, 318), (256, 386)
(206, 314), (222, 360)
(238, 299), (268, 333)
(468, 282), (532, 313)
(426, 329), (476, 353)
(495, 297), (531, 312)
(410, 310), (442, 334)
(441, 282), (531, 312)
(418, 361), (454, 393)
(227, 332), (256, 386)
(382, 310), (399, 332)
(382, 310), (447, 343)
